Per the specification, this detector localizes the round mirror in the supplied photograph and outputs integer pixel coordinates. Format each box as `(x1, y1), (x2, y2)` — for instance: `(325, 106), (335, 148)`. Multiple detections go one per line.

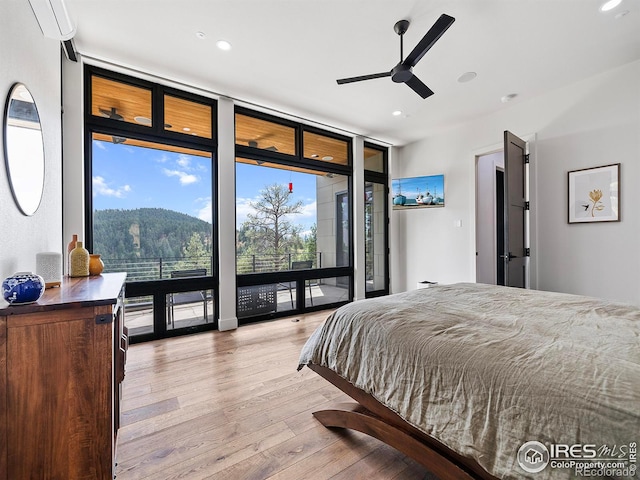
(3, 83), (45, 216)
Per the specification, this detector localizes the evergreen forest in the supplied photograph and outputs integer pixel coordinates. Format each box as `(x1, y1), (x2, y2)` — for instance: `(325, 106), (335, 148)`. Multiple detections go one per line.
(93, 208), (212, 260)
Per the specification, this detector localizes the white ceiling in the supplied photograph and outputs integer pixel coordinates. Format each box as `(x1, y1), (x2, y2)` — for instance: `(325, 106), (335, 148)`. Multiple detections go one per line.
(65, 0), (640, 146)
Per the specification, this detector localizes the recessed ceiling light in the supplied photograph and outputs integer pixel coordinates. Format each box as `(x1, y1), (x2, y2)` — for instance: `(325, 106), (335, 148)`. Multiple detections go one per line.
(183, 127), (191, 132)
(216, 40), (232, 51)
(392, 110), (402, 116)
(615, 9), (630, 18)
(134, 116), (152, 125)
(311, 154), (319, 158)
(600, 0), (622, 11)
(195, 31), (206, 40)
(457, 71), (477, 83)
(322, 156), (334, 161)
(501, 93), (518, 103)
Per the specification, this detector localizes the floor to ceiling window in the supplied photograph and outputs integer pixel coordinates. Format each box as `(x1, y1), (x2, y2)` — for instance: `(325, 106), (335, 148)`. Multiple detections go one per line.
(364, 143), (389, 297)
(235, 108), (353, 323)
(84, 66), (217, 343)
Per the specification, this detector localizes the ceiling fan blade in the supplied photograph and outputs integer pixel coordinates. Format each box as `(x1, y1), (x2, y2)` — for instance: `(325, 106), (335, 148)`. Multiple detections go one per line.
(337, 71), (391, 85)
(403, 14), (455, 68)
(405, 74), (434, 99)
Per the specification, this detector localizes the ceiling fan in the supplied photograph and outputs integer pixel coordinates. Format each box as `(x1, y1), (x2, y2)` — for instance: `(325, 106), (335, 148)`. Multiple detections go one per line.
(99, 107), (124, 121)
(246, 139), (278, 152)
(336, 14), (455, 99)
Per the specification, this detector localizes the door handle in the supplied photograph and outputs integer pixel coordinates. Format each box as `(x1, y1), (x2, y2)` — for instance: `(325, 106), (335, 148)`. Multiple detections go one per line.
(500, 253), (517, 260)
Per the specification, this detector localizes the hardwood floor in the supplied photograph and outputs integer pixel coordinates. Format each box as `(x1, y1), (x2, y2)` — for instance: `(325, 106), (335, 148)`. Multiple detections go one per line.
(116, 310), (437, 480)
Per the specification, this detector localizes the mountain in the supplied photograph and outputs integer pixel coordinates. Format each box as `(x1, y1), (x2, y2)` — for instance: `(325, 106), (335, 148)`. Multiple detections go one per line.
(93, 208), (212, 260)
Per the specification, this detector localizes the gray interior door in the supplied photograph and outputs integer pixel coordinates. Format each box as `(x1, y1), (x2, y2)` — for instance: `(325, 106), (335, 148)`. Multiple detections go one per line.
(503, 131), (527, 288)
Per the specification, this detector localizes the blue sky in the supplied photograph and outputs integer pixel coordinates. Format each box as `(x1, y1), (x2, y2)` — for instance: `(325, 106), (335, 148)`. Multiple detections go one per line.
(92, 140), (318, 233)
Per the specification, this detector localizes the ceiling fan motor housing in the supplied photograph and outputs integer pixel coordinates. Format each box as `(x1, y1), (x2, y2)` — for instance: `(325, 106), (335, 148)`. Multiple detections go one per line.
(391, 64), (413, 83)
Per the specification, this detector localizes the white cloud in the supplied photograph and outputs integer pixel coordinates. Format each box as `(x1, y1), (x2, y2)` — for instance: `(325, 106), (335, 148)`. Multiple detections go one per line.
(94, 141), (107, 150)
(177, 154), (191, 168)
(163, 168), (198, 185)
(283, 200), (316, 224)
(196, 197), (212, 223)
(299, 200), (317, 218)
(236, 197), (317, 229)
(236, 197), (257, 226)
(93, 176), (131, 198)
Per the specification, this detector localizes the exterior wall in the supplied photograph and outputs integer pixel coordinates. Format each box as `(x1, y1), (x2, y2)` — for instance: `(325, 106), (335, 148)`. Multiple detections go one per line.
(316, 174), (348, 286)
(367, 181), (386, 291)
(0, 1), (63, 281)
(364, 148), (386, 293)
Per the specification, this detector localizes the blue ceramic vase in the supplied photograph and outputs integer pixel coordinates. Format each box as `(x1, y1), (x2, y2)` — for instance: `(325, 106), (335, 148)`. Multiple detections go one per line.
(2, 272), (46, 305)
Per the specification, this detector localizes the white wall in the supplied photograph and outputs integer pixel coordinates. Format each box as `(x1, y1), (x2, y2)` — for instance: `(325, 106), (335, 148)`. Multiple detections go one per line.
(393, 59), (640, 305)
(216, 97), (238, 331)
(62, 57), (84, 269)
(476, 151), (504, 284)
(0, 1), (62, 281)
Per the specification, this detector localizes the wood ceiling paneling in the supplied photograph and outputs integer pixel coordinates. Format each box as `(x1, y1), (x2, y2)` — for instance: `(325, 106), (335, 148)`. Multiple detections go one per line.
(235, 114), (296, 155)
(235, 114), (351, 166)
(363, 146), (385, 172)
(302, 131), (348, 166)
(164, 95), (211, 139)
(91, 76), (152, 126)
(91, 76), (212, 139)
(91, 74), (363, 168)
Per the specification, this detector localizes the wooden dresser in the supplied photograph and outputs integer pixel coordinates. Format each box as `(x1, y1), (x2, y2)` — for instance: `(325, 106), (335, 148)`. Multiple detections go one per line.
(0, 272), (127, 480)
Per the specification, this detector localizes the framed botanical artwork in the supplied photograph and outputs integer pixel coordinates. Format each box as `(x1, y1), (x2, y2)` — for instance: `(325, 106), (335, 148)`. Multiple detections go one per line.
(568, 163), (620, 223)
(391, 174), (444, 210)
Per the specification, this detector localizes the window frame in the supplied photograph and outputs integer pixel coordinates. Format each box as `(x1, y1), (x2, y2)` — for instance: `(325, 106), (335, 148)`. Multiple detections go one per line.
(363, 142), (390, 298)
(234, 107), (354, 324)
(84, 65), (219, 342)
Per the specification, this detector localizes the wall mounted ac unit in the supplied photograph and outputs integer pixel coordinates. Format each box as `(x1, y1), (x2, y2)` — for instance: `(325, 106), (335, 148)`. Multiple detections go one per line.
(28, 0), (76, 41)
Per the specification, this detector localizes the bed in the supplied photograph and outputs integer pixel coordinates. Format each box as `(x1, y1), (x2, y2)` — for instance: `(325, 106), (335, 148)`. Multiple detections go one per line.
(297, 283), (640, 479)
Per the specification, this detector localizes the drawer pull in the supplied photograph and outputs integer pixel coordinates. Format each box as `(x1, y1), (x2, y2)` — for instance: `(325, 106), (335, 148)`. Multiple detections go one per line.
(95, 313), (113, 324)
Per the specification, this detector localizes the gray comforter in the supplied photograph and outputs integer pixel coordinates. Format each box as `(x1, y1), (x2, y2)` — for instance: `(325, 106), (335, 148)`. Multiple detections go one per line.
(298, 283), (640, 479)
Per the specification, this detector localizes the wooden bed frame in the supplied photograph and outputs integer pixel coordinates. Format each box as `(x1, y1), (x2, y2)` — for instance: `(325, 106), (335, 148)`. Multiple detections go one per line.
(309, 364), (499, 480)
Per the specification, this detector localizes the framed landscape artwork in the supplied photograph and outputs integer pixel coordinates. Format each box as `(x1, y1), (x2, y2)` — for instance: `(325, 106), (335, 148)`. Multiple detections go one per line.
(392, 174), (444, 210)
(568, 163), (620, 223)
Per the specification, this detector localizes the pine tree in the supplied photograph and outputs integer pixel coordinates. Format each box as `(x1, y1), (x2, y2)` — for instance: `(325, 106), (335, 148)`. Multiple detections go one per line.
(241, 183), (304, 270)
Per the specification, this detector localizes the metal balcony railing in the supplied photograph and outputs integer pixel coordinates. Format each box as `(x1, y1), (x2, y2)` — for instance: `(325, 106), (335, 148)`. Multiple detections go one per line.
(101, 252), (323, 281)
(102, 256), (213, 282)
(236, 252), (321, 274)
